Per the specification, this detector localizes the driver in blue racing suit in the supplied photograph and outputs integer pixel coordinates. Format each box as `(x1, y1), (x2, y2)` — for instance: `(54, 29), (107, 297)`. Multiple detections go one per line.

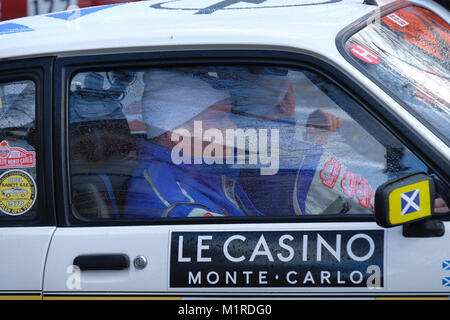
(125, 69), (263, 217)
(124, 67), (374, 218)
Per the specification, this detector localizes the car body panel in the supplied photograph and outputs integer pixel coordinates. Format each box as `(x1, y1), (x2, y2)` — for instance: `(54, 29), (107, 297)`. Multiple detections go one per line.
(43, 222), (450, 295)
(0, 227), (55, 293)
(0, 1), (374, 60)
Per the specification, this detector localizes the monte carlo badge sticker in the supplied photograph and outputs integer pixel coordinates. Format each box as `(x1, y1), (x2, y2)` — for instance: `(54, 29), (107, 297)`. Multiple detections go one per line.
(0, 140), (36, 169)
(170, 230), (384, 289)
(0, 169), (37, 216)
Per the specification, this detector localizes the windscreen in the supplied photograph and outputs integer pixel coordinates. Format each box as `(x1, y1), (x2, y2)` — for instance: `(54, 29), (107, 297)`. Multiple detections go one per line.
(346, 5), (449, 143)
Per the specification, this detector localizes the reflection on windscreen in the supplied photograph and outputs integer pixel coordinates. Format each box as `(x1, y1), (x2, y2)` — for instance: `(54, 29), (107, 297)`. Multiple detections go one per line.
(346, 5), (450, 141)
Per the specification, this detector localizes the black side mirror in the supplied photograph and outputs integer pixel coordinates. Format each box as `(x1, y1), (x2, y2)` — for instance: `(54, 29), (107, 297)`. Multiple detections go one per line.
(374, 172), (435, 228)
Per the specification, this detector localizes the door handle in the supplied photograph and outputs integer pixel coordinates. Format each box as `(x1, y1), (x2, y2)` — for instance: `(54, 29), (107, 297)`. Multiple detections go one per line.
(73, 254), (130, 271)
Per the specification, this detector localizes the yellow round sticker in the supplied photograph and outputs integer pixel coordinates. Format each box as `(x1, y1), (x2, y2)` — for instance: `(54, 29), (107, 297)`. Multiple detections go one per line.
(0, 170), (37, 216)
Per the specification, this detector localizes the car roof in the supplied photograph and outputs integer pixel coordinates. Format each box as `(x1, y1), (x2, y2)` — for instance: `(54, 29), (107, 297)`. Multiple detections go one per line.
(0, 0), (382, 60)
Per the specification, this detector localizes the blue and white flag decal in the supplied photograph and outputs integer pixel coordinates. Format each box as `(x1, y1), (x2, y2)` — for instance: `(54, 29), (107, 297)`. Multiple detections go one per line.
(443, 261), (450, 270)
(47, 4), (125, 21)
(0, 23), (34, 36)
(442, 277), (450, 287)
(401, 189), (420, 215)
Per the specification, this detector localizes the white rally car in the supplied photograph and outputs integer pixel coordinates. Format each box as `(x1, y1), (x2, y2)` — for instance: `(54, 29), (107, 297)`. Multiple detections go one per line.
(0, 0), (448, 300)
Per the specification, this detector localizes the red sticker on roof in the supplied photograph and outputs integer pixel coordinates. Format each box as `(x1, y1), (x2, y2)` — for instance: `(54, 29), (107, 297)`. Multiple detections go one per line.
(349, 44), (380, 64)
(0, 141), (35, 169)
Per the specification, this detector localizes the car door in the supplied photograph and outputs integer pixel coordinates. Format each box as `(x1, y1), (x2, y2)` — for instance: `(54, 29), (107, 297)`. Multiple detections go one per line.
(42, 52), (449, 299)
(0, 58), (55, 299)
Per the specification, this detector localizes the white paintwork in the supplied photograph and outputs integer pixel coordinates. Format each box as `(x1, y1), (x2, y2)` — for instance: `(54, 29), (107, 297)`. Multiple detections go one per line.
(0, 227), (55, 292)
(0, 0), (373, 60)
(386, 222), (450, 292)
(44, 222), (450, 295)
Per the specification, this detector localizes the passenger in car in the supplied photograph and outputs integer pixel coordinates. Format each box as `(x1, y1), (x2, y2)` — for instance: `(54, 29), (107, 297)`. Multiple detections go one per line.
(124, 69), (258, 218)
(219, 67), (371, 215)
(124, 67), (369, 218)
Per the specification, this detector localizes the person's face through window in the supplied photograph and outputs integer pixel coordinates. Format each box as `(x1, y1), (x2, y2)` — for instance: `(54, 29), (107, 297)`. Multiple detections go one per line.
(169, 98), (236, 159)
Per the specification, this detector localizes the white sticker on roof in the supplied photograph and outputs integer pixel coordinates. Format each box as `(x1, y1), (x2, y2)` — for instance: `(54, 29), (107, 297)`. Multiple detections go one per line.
(386, 13), (409, 27)
(46, 3), (125, 20)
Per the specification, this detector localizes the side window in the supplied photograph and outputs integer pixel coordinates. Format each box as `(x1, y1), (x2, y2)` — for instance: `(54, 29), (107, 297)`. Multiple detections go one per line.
(0, 80), (38, 219)
(68, 65), (432, 220)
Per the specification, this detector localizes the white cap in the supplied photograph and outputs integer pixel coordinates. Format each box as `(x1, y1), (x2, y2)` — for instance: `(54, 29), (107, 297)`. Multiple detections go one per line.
(142, 70), (229, 138)
(225, 69), (291, 117)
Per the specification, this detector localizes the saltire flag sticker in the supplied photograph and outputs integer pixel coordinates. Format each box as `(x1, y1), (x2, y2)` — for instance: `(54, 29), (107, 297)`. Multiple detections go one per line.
(388, 180), (431, 225)
(443, 261), (450, 270)
(401, 189), (420, 215)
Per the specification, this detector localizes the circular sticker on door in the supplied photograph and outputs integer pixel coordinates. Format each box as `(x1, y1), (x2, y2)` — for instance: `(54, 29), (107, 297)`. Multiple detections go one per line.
(349, 44), (381, 65)
(0, 170), (37, 216)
